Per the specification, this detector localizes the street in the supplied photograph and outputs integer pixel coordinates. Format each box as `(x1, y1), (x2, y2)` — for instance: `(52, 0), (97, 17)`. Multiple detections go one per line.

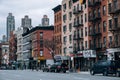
(0, 70), (119, 80)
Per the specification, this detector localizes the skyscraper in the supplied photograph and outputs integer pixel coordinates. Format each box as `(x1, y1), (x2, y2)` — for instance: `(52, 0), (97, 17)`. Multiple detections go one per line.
(6, 13), (15, 41)
(2, 35), (7, 42)
(21, 15), (32, 33)
(41, 15), (49, 26)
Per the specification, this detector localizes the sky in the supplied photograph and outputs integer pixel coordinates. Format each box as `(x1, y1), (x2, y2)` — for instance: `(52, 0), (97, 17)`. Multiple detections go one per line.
(0, 0), (62, 40)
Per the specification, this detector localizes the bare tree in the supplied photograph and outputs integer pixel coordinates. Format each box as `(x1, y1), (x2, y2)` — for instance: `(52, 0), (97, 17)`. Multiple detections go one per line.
(44, 38), (58, 63)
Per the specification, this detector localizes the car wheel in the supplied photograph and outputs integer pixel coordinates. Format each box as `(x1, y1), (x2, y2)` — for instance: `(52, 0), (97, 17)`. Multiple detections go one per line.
(103, 71), (108, 76)
(47, 70), (49, 72)
(116, 72), (120, 77)
(63, 70), (66, 73)
(90, 70), (94, 75)
(43, 70), (44, 72)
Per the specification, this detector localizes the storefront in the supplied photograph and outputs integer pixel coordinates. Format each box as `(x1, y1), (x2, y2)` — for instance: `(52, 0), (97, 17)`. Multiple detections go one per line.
(74, 50), (96, 71)
(106, 48), (120, 61)
(54, 55), (70, 66)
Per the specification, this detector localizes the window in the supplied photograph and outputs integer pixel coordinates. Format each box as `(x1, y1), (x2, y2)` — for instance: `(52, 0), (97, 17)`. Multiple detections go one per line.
(103, 5), (106, 15)
(89, 40), (92, 49)
(85, 14), (87, 22)
(114, 18), (118, 28)
(114, 0), (117, 9)
(85, 27), (87, 36)
(69, 12), (72, 20)
(74, 31), (77, 38)
(85, 41), (87, 49)
(103, 21), (106, 32)
(64, 47), (67, 54)
(40, 50), (43, 56)
(81, 15), (83, 24)
(81, 42), (84, 50)
(98, 38), (101, 47)
(109, 36), (112, 43)
(98, 8), (100, 16)
(103, 37), (106, 48)
(108, 3), (112, 13)
(63, 3), (66, 11)
(85, 2), (86, 8)
(40, 40), (43, 47)
(69, 23), (72, 32)
(109, 19), (112, 29)
(89, 26), (92, 35)
(74, 43), (77, 51)
(77, 4), (79, 10)
(81, 29), (83, 37)
(115, 35), (118, 45)
(69, 35), (72, 43)
(40, 32), (43, 39)
(73, 6), (76, 12)
(63, 36), (67, 44)
(98, 23), (101, 32)
(88, 0), (91, 5)
(69, 0), (72, 9)
(63, 25), (67, 33)
(93, 10), (96, 18)
(59, 13), (61, 21)
(63, 14), (67, 23)
(109, 36), (112, 47)
(77, 29), (80, 37)
(89, 11), (92, 19)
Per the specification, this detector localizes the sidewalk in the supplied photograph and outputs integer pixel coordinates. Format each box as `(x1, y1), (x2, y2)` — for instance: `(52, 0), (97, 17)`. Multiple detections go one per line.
(69, 71), (90, 74)
(77, 71), (90, 74)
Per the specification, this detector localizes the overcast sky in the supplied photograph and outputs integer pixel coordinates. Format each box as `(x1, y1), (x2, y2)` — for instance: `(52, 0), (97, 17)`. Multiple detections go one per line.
(0, 0), (62, 40)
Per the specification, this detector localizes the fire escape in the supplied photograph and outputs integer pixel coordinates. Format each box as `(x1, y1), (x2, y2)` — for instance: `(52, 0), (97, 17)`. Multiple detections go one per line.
(108, 0), (120, 48)
(88, 0), (102, 51)
(73, 4), (84, 54)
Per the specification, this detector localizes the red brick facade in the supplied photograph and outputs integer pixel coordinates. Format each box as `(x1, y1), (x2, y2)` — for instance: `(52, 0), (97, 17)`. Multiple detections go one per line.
(52, 5), (62, 55)
(9, 31), (17, 62)
(30, 26), (54, 60)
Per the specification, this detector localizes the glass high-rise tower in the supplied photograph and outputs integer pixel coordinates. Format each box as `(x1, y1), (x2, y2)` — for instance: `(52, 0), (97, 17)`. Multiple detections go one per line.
(6, 13), (15, 41)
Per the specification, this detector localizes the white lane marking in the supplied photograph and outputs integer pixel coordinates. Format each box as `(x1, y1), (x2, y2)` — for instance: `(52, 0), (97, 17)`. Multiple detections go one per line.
(74, 77), (90, 80)
(40, 79), (42, 80)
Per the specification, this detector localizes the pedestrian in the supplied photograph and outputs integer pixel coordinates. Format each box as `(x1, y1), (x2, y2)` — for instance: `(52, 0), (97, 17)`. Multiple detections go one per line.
(75, 63), (79, 72)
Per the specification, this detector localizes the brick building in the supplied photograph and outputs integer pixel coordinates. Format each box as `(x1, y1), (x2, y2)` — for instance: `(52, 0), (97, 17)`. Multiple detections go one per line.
(52, 5), (63, 59)
(107, 0), (120, 61)
(56, 0), (120, 71)
(22, 26), (54, 69)
(9, 31), (17, 68)
(0, 42), (9, 67)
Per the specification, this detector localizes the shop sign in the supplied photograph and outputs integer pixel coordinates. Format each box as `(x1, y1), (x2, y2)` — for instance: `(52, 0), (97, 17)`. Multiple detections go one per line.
(83, 50), (96, 58)
(106, 48), (120, 53)
(77, 51), (83, 57)
(38, 56), (45, 60)
(54, 55), (61, 61)
(54, 55), (69, 61)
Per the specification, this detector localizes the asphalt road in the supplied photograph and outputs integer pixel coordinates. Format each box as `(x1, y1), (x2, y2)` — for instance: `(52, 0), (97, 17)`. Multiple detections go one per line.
(0, 70), (120, 80)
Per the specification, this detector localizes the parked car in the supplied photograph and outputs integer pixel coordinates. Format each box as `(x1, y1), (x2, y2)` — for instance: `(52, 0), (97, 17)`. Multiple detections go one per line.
(116, 68), (120, 77)
(116, 61), (120, 77)
(42, 64), (51, 72)
(90, 60), (119, 76)
(49, 62), (68, 73)
(0, 66), (7, 70)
